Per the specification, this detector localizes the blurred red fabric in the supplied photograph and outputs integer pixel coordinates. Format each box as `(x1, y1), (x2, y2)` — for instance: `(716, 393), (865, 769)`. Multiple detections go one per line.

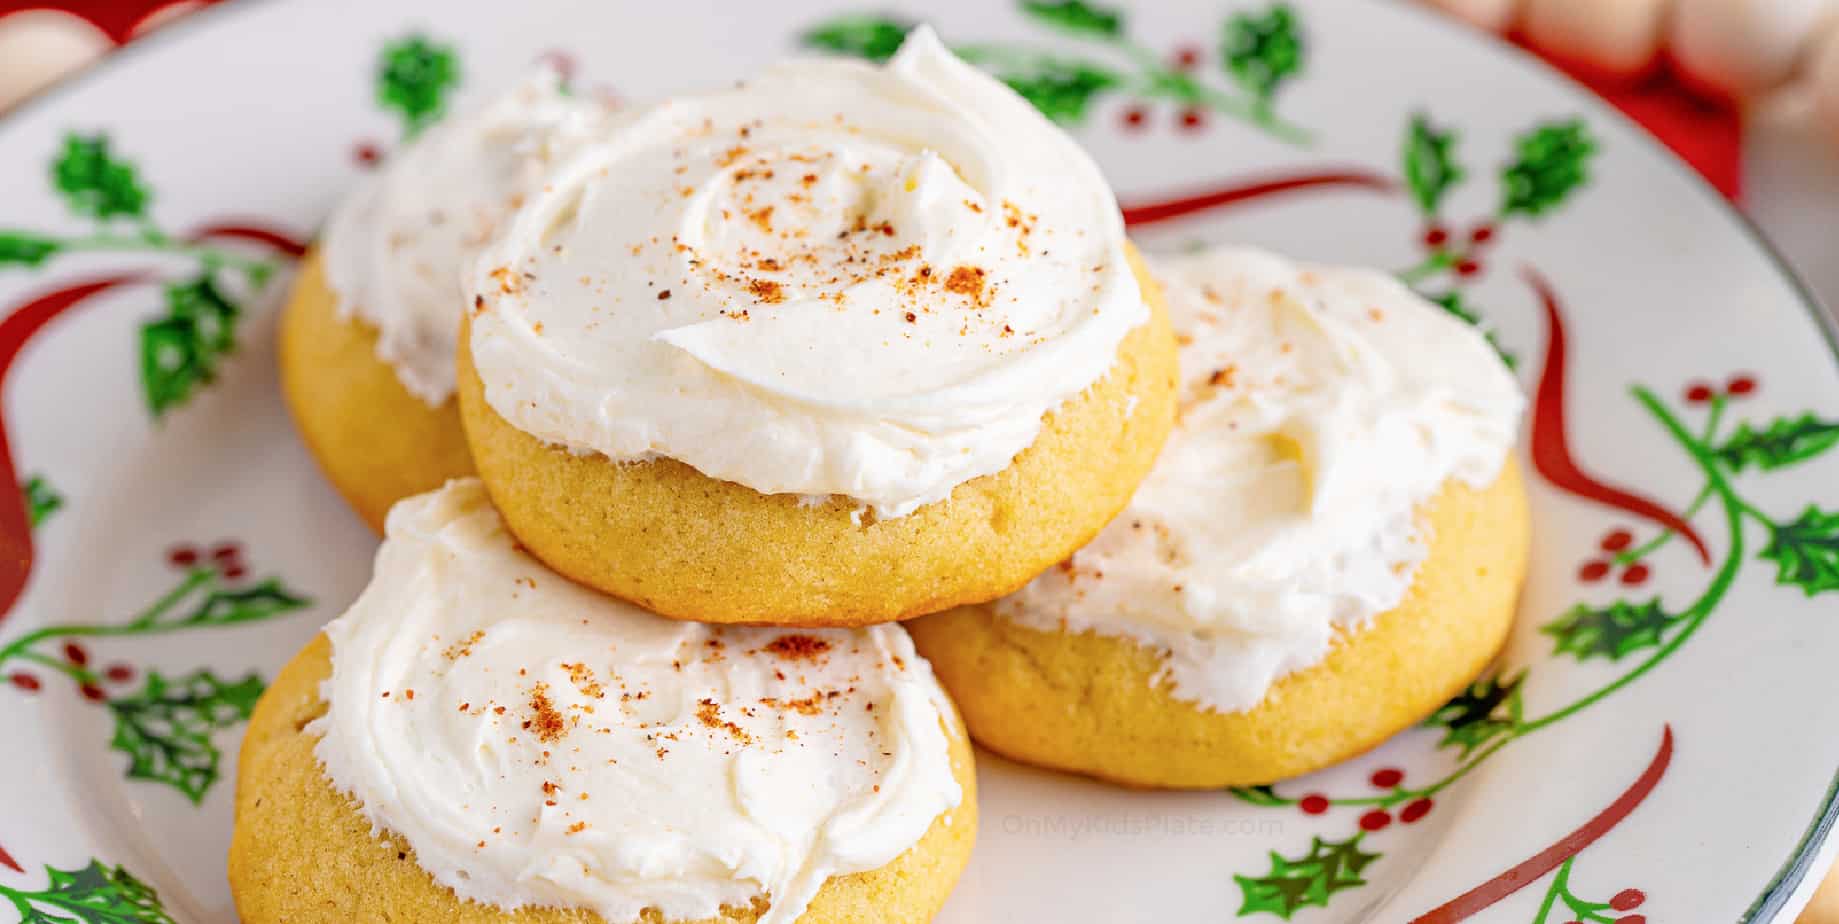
(0, 0), (1744, 199)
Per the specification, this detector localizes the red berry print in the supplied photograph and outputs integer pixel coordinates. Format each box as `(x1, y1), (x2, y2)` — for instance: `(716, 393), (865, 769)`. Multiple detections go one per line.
(1178, 108), (1206, 132)
(1298, 794), (1330, 815)
(223, 564), (248, 581)
(539, 49), (577, 82)
(105, 663), (135, 684)
(1617, 917), (1647, 924)
(211, 541), (242, 562)
(1400, 798), (1434, 823)
(62, 642), (88, 666)
(1369, 767), (1403, 788)
(1171, 45), (1201, 70)
(353, 141), (382, 167)
(1600, 529), (1633, 552)
(1469, 223), (1496, 245)
(1358, 809), (1392, 831)
(1455, 258), (1482, 278)
(1726, 374), (1756, 396)
(1684, 382), (1715, 404)
(1621, 563), (1651, 586)
(1120, 106), (1148, 131)
(80, 683), (106, 702)
(167, 544), (199, 567)
(1423, 225), (1449, 248)
(10, 673), (40, 692)
(1579, 560), (1611, 583)
(1610, 889), (1645, 911)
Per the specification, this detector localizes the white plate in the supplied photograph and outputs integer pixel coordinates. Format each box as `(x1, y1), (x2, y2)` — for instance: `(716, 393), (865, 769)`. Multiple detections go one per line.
(1, 1), (1836, 921)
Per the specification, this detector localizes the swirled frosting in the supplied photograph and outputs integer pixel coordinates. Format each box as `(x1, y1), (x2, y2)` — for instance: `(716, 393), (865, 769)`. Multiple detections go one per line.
(312, 480), (961, 924)
(465, 27), (1145, 517)
(322, 68), (611, 405)
(995, 248), (1524, 713)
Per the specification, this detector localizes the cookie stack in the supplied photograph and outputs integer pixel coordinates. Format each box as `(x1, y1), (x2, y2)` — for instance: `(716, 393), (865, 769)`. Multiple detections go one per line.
(237, 25), (1528, 924)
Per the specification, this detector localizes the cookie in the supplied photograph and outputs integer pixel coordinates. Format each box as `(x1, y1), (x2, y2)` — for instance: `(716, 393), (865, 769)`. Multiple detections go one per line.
(906, 247), (1530, 787)
(230, 480), (975, 924)
(278, 251), (473, 531)
(459, 247), (1175, 626)
(456, 29), (1177, 626)
(279, 68), (607, 529)
(909, 463), (1528, 788)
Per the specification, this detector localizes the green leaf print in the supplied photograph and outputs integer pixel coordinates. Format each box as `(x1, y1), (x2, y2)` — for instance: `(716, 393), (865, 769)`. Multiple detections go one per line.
(172, 580), (311, 628)
(0, 860), (175, 924)
(990, 58), (1121, 123)
(51, 134), (150, 222)
(138, 274), (242, 416)
(21, 475), (63, 528)
(0, 230), (62, 268)
(1500, 118), (1597, 218)
(1222, 4), (1304, 106)
(377, 35), (461, 139)
(1402, 113), (1464, 216)
(1229, 784), (1291, 807)
(107, 669), (265, 804)
(1424, 670), (1524, 757)
(1425, 291), (1516, 368)
(1761, 506), (1839, 596)
(1713, 414), (1839, 473)
(1542, 599), (1681, 663)
(1234, 834), (1380, 919)
(1019, 0), (1124, 38)
(801, 14), (915, 63)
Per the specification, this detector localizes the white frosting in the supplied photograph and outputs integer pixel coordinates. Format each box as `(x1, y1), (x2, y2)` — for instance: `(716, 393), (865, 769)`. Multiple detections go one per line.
(312, 480), (961, 924)
(323, 68), (611, 405)
(996, 248), (1524, 714)
(466, 28), (1145, 517)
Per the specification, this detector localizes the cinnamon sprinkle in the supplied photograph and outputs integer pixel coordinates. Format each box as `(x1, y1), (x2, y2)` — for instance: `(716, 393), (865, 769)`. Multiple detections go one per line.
(764, 634), (831, 661)
(748, 279), (785, 303)
(695, 698), (753, 744)
(524, 683), (567, 743)
(944, 265), (986, 300)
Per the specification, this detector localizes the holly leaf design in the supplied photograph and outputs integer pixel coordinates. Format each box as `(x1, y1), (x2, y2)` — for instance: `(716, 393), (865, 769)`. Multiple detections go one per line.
(1424, 670), (1523, 757)
(800, 14), (915, 62)
(378, 35), (460, 139)
(51, 134), (149, 221)
(0, 230), (62, 268)
(1499, 118), (1596, 218)
(1402, 113), (1463, 216)
(1426, 291), (1516, 368)
(1543, 599), (1679, 662)
(174, 579), (311, 627)
(1234, 834), (1379, 919)
(1020, 0), (1124, 38)
(989, 58), (1121, 124)
(1222, 4), (1304, 106)
(139, 274), (241, 416)
(1714, 414), (1839, 473)
(4, 860), (175, 924)
(1230, 784), (1291, 807)
(1761, 506), (1839, 596)
(107, 669), (264, 804)
(21, 475), (63, 528)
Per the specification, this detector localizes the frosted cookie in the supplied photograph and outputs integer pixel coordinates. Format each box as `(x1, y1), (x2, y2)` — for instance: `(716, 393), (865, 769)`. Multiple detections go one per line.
(908, 247), (1530, 788)
(457, 28), (1178, 626)
(229, 480), (974, 924)
(280, 69), (610, 530)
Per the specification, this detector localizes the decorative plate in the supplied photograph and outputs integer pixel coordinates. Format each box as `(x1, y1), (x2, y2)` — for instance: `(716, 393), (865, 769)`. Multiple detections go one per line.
(2, 0), (1837, 921)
